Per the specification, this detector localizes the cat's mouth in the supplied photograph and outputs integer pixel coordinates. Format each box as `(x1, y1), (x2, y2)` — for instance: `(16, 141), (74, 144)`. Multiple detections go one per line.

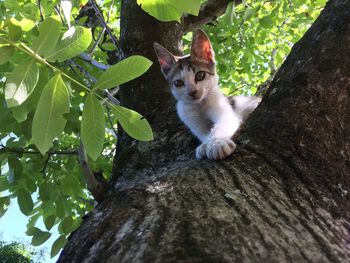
(186, 94), (203, 104)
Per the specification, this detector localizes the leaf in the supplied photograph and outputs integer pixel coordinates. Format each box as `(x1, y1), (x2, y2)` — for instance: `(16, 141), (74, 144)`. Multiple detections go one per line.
(31, 229), (51, 246)
(0, 177), (9, 192)
(259, 16), (274, 28)
(5, 59), (39, 107)
(12, 66), (49, 122)
(137, 0), (201, 22)
(0, 46), (15, 65)
(60, 216), (73, 234)
(32, 74), (70, 155)
(55, 195), (66, 219)
(93, 55), (152, 90)
(44, 215), (56, 230)
(19, 18), (35, 31)
(224, 2), (235, 25)
(32, 16), (62, 57)
(51, 235), (67, 258)
(7, 18), (22, 41)
(0, 196), (10, 217)
(111, 105), (153, 141)
(17, 189), (34, 216)
(47, 26), (92, 62)
(39, 182), (51, 201)
(81, 94), (105, 161)
(4, 0), (20, 10)
(26, 226), (41, 236)
(244, 7), (256, 21)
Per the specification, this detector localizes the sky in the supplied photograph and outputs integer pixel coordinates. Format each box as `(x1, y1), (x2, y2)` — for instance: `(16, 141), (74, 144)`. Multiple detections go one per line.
(0, 193), (60, 262)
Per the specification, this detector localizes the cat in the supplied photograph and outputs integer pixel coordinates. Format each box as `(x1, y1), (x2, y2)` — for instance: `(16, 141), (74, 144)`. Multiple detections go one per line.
(154, 29), (261, 160)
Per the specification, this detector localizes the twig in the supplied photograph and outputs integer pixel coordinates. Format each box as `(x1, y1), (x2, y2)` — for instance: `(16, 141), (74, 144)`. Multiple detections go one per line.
(67, 59), (97, 83)
(77, 142), (107, 202)
(89, 0), (120, 49)
(106, 0), (115, 23)
(41, 153), (51, 173)
(0, 147), (77, 155)
(78, 52), (110, 71)
(37, 0), (44, 22)
(89, 28), (106, 54)
(182, 0), (242, 34)
(54, 5), (65, 24)
(106, 107), (118, 139)
(103, 88), (120, 105)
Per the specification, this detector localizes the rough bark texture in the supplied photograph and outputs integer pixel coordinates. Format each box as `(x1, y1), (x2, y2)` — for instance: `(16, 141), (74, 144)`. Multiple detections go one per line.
(58, 0), (350, 262)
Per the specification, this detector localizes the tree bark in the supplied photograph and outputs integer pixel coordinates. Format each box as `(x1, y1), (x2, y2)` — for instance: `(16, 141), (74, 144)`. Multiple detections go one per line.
(58, 0), (350, 262)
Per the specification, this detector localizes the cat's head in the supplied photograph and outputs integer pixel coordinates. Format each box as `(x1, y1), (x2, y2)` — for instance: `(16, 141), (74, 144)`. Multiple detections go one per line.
(154, 30), (218, 104)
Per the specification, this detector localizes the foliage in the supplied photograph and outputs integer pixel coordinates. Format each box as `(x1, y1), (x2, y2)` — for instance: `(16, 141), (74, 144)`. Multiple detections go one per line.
(197, 0), (326, 95)
(0, 0), (153, 258)
(0, 0), (326, 259)
(0, 240), (45, 263)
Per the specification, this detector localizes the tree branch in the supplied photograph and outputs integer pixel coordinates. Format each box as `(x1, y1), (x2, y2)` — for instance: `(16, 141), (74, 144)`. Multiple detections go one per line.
(78, 52), (110, 71)
(0, 147), (77, 156)
(89, 0), (120, 50)
(182, 0), (241, 34)
(77, 143), (107, 202)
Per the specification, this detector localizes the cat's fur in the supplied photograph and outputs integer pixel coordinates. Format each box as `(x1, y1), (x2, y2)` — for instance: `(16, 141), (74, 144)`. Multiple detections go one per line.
(154, 30), (260, 160)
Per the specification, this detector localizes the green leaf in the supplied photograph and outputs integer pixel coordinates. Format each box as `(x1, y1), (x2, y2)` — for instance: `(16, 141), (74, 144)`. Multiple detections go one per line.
(32, 16), (62, 57)
(244, 7), (256, 21)
(7, 18), (22, 41)
(47, 26), (92, 62)
(4, 0), (20, 10)
(60, 216), (73, 234)
(19, 18), (35, 31)
(137, 0), (201, 22)
(11, 66), (49, 122)
(32, 74), (70, 155)
(81, 94), (105, 161)
(17, 189), (34, 216)
(55, 195), (66, 219)
(111, 105), (153, 141)
(0, 177), (10, 192)
(0, 46), (15, 65)
(44, 215), (56, 230)
(224, 2), (235, 25)
(39, 182), (51, 201)
(26, 226), (40, 236)
(51, 235), (67, 258)
(5, 59), (39, 108)
(0, 196), (10, 217)
(31, 229), (51, 246)
(93, 55), (152, 90)
(259, 16), (274, 28)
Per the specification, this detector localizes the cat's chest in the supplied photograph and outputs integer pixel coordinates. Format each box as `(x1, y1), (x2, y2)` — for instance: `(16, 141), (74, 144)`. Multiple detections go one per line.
(177, 103), (213, 127)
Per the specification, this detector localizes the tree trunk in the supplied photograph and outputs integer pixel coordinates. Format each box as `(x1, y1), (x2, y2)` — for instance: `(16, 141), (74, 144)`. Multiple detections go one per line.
(58, 0), (350, 262)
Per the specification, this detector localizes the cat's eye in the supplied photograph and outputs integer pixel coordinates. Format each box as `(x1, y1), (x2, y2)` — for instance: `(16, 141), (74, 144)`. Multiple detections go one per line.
(174, 80), (184, 87)
(195, 71), (206, 82)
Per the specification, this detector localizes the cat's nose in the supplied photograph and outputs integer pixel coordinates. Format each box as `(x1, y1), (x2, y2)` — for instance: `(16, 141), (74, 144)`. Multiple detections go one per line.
(188, 90), (197, 97)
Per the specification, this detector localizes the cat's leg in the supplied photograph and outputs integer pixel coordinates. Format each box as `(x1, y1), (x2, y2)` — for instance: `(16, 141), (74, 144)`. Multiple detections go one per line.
(205, 103), (241, 160)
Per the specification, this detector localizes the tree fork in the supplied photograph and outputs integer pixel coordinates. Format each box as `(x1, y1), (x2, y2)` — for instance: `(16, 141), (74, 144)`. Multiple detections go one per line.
(59, 0), (350, 262)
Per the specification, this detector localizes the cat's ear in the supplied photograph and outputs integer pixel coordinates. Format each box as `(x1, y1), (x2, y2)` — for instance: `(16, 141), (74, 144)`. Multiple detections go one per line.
(191, 29), (215, 64)
(154, 43), (177, 76)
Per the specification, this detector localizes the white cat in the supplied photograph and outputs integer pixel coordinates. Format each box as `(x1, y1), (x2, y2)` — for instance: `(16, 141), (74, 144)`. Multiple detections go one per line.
(154, 29), (260, 160)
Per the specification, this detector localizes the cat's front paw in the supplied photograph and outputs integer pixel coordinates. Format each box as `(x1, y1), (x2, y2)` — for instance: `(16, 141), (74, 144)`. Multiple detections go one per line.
(195, 143), (207, 160)
(206, 138), (236, 160)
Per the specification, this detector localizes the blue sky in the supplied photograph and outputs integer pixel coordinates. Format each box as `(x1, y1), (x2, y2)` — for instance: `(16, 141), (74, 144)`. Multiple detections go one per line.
(0, 195), (60, 262)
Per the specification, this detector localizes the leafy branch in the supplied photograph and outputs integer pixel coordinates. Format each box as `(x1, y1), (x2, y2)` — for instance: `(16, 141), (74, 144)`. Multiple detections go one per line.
(182, 0), (242, 34)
